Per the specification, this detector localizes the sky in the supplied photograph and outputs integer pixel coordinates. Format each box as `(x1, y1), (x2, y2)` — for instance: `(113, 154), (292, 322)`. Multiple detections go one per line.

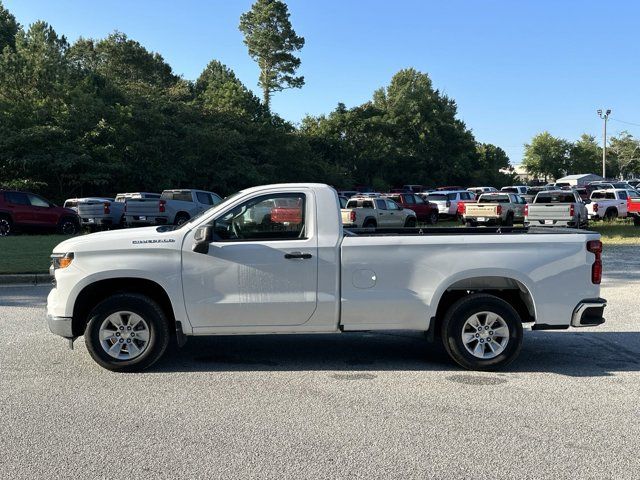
(5, 0), (640, 165)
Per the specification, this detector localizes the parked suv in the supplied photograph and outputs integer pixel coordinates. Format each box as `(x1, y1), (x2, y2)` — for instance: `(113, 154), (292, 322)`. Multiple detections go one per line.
(0, 190), (80, 236)
(424, 190), (475, 218)
(382, 193), (439, 224)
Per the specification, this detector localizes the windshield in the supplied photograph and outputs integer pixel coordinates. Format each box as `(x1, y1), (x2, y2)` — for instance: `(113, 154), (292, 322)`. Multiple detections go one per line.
(479, 195), (510, 203)
(426, 194), (447, 201)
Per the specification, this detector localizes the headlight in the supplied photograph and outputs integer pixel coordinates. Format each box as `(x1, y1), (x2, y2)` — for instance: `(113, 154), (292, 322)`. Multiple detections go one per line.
(51, 252), (74, 271)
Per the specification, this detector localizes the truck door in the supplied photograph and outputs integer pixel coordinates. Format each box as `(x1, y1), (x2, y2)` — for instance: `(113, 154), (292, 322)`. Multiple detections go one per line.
(375, 198), (389, 226)
(181, 190), (318, 328)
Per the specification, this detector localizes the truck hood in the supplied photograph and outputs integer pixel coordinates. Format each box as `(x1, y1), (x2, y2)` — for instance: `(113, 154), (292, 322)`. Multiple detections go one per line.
(52, 226), (184, 254)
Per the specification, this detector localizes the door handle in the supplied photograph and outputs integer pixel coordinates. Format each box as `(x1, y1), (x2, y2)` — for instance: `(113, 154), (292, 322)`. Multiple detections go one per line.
(284, 252), (312, 259)
(379, 212), (383, 215)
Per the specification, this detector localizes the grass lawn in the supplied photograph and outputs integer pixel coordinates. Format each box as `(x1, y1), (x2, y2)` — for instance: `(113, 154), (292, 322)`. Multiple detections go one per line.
(589, 221), (640, 245)
(0, 235), (72, 274)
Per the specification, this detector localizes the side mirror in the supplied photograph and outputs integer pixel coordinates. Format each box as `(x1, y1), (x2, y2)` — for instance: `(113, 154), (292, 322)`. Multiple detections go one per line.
(192, 225), (213, 254)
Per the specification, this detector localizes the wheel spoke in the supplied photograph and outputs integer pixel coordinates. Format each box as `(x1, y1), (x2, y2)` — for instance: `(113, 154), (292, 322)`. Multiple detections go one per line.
(108, 341), (123, 356)
(108, 315), (123, 328)
(492, 326), (509, 338)
(462, 332), (476, 344)
(100, 329), (117, 341)
(485, 312), (497, 328)
(473, 342), (484, 357)
(128, 315), (143, 329)
(127, 341), (141, 357)
(134, 329), (149, 343)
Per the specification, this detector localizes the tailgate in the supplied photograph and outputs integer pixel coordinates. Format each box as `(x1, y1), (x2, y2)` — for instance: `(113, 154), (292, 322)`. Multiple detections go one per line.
(465, 204), (499, 217)
(77, 201), (106, 218)
(341, 209), (355, 224)
(528, 204), (571, 221)
(125, 199), (160, 216)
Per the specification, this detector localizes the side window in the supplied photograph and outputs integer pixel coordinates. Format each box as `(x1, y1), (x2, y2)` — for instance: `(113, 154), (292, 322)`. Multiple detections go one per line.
(375, 199), (387, 210)
(28, 194), (50, 207)
(362, 200), (374, 209)
(606, 192), (615, 200)
(386, 200), (400, 210)
(213, 193), (306, 241)
(618, 191), (628, 200)
(5, 192), (30, 205)
(403, 194), (415, 204)
(210, 193), (223, 205)
(414, 195), (425, 204)
(196, 192), (213, 205)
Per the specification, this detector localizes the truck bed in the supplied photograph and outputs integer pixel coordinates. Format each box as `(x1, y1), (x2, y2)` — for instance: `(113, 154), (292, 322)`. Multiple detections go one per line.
(344, 226), (587, 236)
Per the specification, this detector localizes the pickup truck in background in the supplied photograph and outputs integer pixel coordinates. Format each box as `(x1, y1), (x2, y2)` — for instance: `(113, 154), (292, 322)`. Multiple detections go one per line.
(341, 196), (417, 228)
(501, 186), (529, 196)
(423, 190), (475, 218)
(586, 189), (628, 221)
(124, 189), (222, 226)
(520, 185), (555, 203)
(46, 183), (607, 373)
(626, 189), (640, 226)
(382, 193), (439, 224)
(524, 190), (588, 228)
(462, 193), (526, 226)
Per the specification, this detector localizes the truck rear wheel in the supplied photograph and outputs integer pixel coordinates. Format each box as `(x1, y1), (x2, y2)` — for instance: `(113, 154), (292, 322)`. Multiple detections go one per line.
(0, 215), (12, 236)
(84, 294), (170, 372)
(441, 293), (523, 371)
(363, 219), (376, 228)
(174, 213), (190, 226)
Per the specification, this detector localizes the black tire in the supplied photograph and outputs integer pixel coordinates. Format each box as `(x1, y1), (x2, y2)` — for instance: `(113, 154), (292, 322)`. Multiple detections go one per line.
(84, 293), (170, 372)
(0, 215), (12, 236)
(174, 213), (190, 226)
(428, 211), (439, 225)
(604, 208), (617, 222)
(441, 293), (523, 371)
(363, 219), (376, 228)
(634, 216), (640, 227)
(503, 212), (514, 227)
(57, 217), (79, 235)
(404, 217), (417, 228)
(465, 220), (477, 227)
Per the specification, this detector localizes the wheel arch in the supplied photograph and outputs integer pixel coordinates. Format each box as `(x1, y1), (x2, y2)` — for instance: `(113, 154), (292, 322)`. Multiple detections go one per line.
(71, 277), (175, 337)
(430, 274), (536, 338)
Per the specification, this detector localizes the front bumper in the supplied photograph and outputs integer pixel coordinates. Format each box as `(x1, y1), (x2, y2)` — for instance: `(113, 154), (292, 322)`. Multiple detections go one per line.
(571, 298), (607, 327)
(47, 313), (73, 338)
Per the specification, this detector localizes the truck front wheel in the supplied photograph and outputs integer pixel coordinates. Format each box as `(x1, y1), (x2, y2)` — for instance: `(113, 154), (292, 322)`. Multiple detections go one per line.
(441, 293), (523, 371)
(84, 294), (170, 372)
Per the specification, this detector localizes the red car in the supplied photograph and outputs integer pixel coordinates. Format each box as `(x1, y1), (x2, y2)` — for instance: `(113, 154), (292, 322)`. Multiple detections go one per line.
(0, 190), (80, 236)
(627, 189), (640, 226)
(383, 193), (439, 224)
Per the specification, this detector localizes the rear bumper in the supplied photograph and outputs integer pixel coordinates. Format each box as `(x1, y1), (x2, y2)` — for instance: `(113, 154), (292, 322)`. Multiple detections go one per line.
(124, 216), (168, 225)
(571, 298), (607, 327)
(47, 313), (73, 338)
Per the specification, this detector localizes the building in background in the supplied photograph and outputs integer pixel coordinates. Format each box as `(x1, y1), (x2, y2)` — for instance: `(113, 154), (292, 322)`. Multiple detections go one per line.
(554, 173), (603, 187)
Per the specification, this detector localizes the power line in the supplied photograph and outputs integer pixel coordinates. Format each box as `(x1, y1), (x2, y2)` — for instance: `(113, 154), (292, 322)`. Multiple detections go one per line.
(611, 118), (640, 128)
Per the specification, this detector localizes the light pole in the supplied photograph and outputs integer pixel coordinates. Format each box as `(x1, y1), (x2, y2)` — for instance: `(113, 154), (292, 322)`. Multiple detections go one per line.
(597, 109), (611, 178)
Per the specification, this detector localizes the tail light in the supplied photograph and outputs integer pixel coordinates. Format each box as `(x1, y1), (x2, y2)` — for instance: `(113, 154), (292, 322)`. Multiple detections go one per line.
(103, 201), (111, 214)
(159, 200), (166, 213)
(593, 202), (599, 213)
(461, 203), (466, 214)
(496, 205), (503, 215)
(569, 204), (575, 217)
(587, 240), (603, 284)
(524, 204), (529, 217)
(349, 210), (356, 222)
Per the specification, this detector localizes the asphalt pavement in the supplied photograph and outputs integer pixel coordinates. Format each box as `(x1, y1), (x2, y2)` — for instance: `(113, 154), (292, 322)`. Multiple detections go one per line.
(0, 246), (638, 479)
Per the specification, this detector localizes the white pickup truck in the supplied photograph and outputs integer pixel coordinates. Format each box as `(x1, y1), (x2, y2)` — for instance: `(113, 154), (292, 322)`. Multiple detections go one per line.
(586, 189), (628, 221)
(47, 183), (606, 372)
(124, 189), (222, 226)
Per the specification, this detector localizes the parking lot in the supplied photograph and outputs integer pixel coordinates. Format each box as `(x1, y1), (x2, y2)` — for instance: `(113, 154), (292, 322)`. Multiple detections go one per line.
(0, 246), (638, 479)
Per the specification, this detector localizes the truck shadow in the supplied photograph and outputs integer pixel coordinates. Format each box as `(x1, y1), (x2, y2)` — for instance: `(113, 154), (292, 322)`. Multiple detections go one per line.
(154, 330), (640, 377)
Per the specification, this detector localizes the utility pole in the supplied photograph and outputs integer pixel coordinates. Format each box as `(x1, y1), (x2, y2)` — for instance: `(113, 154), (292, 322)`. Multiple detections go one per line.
(597, 109), (611, 178)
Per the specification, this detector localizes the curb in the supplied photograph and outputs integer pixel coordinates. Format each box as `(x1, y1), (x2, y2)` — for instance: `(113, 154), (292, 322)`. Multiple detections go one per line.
(0, 273), (53, 285)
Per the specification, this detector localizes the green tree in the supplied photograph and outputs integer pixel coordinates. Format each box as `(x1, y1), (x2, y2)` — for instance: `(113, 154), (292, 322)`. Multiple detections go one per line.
(522, 132), (570, 180)
(609, 131), (640, 178)
(239, 0), (304, 109)
(568, 134), (601, 174)
(474, 143), (514, 187)
(0, 0), (18, 51)
(195, 60), (263, 118)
